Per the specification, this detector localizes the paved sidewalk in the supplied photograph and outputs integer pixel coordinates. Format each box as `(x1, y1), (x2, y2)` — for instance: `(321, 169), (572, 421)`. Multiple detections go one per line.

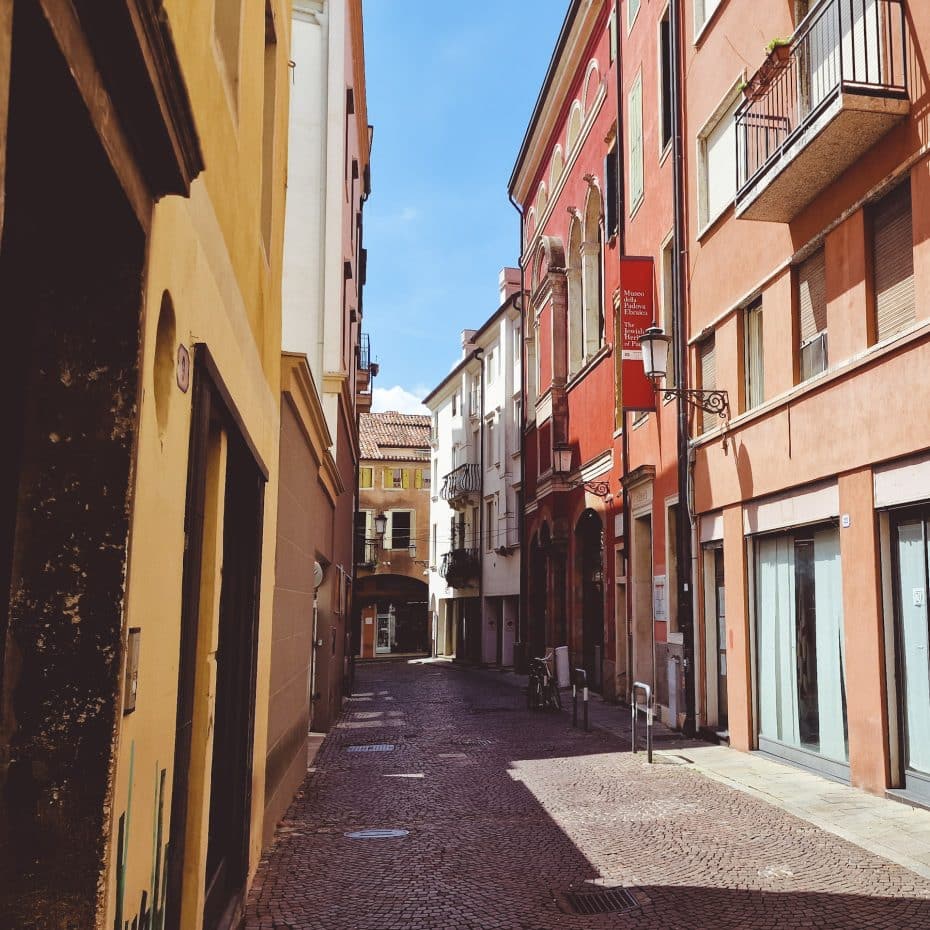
(246, 661), (930, 929)
(457, 659), (930, 882)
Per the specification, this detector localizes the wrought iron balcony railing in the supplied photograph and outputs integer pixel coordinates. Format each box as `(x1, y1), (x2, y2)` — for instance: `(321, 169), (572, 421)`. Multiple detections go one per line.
(439, 548), (480, 588)
(358, 332), (372, 371)
(440, 463), (481, 503)
(735, 0), (907, 220)
(355, 537), (378, 568)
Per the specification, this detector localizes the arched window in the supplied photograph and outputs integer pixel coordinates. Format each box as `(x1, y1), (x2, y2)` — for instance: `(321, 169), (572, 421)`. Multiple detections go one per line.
(582, 185), (605, 358)
(566, 100), (583, 152)
(535, 182), (548, 220)
(525, 207), (537, 249)
(549, 145), (564, 193)
(582, 60), (601, 113)
(567, 216), (584, 376)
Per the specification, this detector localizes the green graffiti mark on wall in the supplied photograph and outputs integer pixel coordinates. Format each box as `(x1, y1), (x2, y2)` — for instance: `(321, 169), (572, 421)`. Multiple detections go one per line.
(115, 742), (170, 930)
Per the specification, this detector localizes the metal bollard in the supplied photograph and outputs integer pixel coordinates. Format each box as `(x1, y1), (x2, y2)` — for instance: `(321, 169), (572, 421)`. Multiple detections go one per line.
(575, 669), (589, 732)
(572, 683), (578, 727)
(631, 681), (653, 764)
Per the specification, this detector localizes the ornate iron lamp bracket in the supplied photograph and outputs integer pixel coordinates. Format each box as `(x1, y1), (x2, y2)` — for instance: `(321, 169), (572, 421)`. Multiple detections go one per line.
(662, 388), (730, 421)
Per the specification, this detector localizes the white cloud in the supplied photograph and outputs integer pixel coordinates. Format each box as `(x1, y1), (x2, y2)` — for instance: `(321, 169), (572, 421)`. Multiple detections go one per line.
(372, 384), (429, 415)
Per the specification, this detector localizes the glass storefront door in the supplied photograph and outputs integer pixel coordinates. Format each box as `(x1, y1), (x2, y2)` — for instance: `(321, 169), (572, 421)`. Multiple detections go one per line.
(893, 514), (930, 803)
(755, 527), (849, 778)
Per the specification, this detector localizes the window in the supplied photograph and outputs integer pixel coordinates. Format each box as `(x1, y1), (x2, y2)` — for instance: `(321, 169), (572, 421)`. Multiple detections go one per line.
(661, 236), (676, 386)
(469, 376), (480, 416)
(695, 0), (723, 35)
(609, 9), (618, 62)
(471, 506), (480, 549)
(431, 523), (438, 565)
(755, 529), (848, 763)
(628, 0), (641, 30)
(698, 89), (740, 230)
(486, 418), (497, 465)
(385, 467), (404, 490)
(451, 391), (458, 416)
(582, 187), (605, 358)
(659, 8), (672, 153)
(698, 335), (717, 434)
(871, 181), (915, 343)
(486, 498), (496, 552)
(388, 510), (412, 550)
(567, 218), (584, 376)
(798, 248), (828, 380)
(628, 72), (644, 212)
(605, 142), (619, 237)
(260, 2), (277, 253)
(486, 349), (496, 384)
(744, 299), (764, 410)
(359, 466), (373, 489)
(420, 468), (431, 491)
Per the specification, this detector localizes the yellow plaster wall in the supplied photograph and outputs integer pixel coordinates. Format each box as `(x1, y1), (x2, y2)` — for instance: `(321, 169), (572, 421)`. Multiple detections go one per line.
(103, 2), (293, 928)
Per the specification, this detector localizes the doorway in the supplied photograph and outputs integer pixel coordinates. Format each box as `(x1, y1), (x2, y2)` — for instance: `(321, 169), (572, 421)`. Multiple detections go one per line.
(165, 349), (267, 930)
(703, 545), (728, 733)
(891, 510), (930, 805)
(376, 606), (395, 654)
(577, 509), (604, 689)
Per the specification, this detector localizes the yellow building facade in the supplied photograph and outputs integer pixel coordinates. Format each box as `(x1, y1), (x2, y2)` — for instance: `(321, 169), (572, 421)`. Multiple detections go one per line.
(0, 2), (292, 928)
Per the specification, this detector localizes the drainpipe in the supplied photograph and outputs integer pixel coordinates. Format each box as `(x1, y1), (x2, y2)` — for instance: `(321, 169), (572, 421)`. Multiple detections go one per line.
(670, 0), (697, 736)
(509, 192), (528, 671)
(476, 346), (485, 665)
(613, 0), (634, 703)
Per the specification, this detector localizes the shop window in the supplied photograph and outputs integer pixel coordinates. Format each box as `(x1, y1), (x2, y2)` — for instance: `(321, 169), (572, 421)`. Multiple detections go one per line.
(755, 528), (848, 765)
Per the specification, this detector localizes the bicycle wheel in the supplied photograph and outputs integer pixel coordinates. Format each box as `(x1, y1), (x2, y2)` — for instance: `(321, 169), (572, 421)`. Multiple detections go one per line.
(527, 677), (541, 710)
(546, 680), (562, 712)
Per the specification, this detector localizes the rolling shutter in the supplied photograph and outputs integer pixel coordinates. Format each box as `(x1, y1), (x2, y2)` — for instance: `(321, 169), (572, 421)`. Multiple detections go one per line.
(700, 336), (716, 434)
(798, 248), (828, 380)
(873, 182), (915, 342)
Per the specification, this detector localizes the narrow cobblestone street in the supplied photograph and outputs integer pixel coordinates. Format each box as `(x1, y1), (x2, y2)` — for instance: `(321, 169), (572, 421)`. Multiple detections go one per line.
(245, 662), (930, 930)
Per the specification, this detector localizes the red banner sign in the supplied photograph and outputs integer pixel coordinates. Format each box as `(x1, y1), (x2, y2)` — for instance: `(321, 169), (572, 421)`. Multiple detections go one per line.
(617, 256), (657, 412)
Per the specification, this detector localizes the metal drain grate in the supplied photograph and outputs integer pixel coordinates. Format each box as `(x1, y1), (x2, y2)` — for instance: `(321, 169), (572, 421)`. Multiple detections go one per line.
(346, 743), (395, 753)
(344, 828), (409, 839)
(559, 887), (639, 916)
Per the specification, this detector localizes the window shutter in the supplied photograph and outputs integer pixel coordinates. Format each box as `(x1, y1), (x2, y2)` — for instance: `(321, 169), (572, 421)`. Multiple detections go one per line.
(383, 467), (391, 488)
(873, 182), (915, 342)
(605, 147), (619, 235)
(415, 469), (423, 489)
(402, 469), (410, 489)
(629, 75), (643, 208)
(745, 301), (764, 410)
(704, 96), (739, 225)
(700, 336), (717, 434)
(798, 249), (827, 344)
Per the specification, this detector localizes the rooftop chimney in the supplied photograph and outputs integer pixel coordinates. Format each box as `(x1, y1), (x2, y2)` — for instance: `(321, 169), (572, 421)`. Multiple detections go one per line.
(499, 266), (522, 304)
(461, 329), (477, 358)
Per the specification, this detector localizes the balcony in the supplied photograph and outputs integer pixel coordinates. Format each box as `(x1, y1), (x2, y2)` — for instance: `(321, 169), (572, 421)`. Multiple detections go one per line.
(440, 548), (480, 588)
(440, 463), (481, 507)
(356, 333), (378, 395)
(355, 537), (378, 570)
(735, 0), (909, 223)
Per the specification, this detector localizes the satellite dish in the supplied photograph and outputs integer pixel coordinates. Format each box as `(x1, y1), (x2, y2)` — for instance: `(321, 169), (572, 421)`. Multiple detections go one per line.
(313, 561), (325, 589)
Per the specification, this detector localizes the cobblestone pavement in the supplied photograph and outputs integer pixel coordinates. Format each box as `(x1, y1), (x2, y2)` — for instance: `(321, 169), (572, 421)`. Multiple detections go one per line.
(244, 662), (930, 929)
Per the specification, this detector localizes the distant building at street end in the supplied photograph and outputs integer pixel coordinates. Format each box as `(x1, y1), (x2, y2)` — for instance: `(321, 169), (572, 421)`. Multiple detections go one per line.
(355, 411), (432, 658)
(425, 269), (524, 666)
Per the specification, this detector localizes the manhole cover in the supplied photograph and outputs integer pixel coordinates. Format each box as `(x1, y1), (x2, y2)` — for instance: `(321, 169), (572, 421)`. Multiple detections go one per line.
(344, 828), (409, 839)
(346, 744), (395, 753)
(469, 706), (514, 715)
(559, 887), (639, 916)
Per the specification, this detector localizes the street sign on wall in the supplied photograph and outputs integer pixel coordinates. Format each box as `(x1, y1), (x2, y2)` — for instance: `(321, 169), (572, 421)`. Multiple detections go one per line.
(616, 256), (657, 413)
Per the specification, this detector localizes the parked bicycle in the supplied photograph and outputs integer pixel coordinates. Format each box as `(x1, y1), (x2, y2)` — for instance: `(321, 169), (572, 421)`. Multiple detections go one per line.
(527, 652), (562, 712)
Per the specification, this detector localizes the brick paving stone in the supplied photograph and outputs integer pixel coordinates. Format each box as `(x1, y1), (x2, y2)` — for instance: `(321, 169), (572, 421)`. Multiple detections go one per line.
(244, 662), (930, 929)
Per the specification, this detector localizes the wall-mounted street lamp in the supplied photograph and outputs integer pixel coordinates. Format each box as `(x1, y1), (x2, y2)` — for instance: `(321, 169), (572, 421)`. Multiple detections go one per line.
(374, 512), (388, 536)
(638, 325), (730, 421)
(407, 542), (430, 575)
(553, 444), (612, 499)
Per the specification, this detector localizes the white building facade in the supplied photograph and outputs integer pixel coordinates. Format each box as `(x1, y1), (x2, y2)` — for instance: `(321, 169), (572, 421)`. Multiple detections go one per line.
(426, 269), (524, 665)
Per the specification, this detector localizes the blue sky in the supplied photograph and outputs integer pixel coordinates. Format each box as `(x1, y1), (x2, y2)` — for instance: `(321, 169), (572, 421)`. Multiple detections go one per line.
(363, 0), (568, 414)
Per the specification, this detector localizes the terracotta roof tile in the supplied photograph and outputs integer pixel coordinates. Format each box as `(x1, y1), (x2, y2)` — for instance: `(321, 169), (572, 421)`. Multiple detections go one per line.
(359, 411), (431, 461)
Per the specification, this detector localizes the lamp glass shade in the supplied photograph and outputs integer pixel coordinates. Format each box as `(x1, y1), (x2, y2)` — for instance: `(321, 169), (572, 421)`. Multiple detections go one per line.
(553, 446), (573, 474)
(408, 542), (417, 559)
(639, 326), (671, 381)
(374, 513), (387, 535)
